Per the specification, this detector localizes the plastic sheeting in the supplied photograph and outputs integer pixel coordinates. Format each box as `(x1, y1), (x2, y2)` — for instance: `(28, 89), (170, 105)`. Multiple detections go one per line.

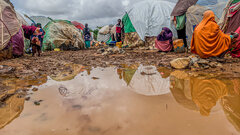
(97, 33), (111, 42)
(0, 0), (21, 50)
(126, 0), (177, 41)
(186, 5), (209, 46)
(29, 16), (51, 27)
(129, 65), (170, 96)
(42, 20), (84, 51)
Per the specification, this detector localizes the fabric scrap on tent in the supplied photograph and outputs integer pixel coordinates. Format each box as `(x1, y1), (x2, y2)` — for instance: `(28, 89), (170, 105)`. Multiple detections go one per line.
(122, 13), (136, 33)
(191, 10), (231, 58)
(225, 3), (240, 33)
(231, 27), (240, 58)
(11, 29), (24, 56)
(171, 0), (198, 16)
(123, 32), (144, 48)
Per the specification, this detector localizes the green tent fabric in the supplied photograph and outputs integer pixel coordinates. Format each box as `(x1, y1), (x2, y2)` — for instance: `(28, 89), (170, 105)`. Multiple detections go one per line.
(123, 69), (136, 85)
(122, 13), (136, 33)
(106, 36), (112, 44)
(232, 0), (240, 4)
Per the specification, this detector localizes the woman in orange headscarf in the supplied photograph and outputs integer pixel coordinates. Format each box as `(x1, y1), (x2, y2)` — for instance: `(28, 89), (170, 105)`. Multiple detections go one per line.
(191, 10), (238, 58)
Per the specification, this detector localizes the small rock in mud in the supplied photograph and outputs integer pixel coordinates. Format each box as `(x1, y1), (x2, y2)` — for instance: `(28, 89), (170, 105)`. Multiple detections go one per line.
(170, 58), (190, 69)
(92, 77), (100, 80)
(25, 97), (31, 101)
(34, 101), (41, 106)
(32, 87), (38, 92)
(72, 105), (82, 109)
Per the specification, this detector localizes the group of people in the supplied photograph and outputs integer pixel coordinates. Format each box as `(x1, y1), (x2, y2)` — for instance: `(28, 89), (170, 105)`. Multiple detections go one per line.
(22, 23), (45, 57)
(155, 10), (239, 59)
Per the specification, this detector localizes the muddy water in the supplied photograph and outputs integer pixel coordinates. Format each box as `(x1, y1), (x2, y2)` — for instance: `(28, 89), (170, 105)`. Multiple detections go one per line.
(0, 65), (240, 135)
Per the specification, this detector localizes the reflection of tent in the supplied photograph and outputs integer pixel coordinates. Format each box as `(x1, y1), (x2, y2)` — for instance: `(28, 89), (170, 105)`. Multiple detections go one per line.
(71, 21), (85, 31)
(122, 1), (177, 47)
(123, 68), (137, 85)
(0, 0), (24, 60)
(29, 16), (51, 27)
(42, 20), (84, 51)
(129, 65), (170, 96)
(0, 94), (25, 129)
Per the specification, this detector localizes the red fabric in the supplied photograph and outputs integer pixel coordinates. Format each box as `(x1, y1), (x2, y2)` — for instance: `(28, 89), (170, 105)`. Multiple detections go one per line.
(231, 27), (240, 58)
(155, 40), (172, 52)
(116, 26), (121, 33)
(71, 21), (85, 30)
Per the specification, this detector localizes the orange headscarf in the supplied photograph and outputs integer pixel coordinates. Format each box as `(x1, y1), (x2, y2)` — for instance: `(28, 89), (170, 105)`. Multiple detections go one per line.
(191, 10), (231, 58)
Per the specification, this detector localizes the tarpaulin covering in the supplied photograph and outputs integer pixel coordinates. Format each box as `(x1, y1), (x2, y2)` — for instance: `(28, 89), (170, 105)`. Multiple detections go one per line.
(122, 13), (136, 33)
(171, 0), (198, 16)
(16, 12), (28, 25)
(0, 0), (21, 51)
(42, 20), (84, 51)
(71, 21), (85, 30)
(186, 5), (209, 46)
(97, 33), (111, 43)
(29, 16), (51, 28)
(125, 0), (177, 41)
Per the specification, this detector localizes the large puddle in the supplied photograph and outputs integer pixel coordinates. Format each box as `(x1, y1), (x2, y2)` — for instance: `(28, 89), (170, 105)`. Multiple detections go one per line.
(0, 65), (240, 135)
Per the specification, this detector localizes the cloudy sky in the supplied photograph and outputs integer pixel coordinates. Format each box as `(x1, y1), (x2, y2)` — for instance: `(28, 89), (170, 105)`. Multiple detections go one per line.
(11, 0), (145, 28)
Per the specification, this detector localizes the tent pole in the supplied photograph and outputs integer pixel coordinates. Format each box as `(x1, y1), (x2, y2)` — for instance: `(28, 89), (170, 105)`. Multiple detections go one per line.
(0, 5), (3, 49)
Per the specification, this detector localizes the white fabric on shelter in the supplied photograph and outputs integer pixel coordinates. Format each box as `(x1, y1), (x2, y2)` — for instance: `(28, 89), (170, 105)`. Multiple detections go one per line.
(129, 65), (170, 96)
(126, 0), (177, 41)
(30, 16), (51, 27)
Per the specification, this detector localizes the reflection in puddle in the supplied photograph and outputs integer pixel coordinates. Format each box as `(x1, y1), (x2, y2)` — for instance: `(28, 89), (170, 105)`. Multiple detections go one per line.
(0, 66), (240, 135)
(170, 70), (240, 132)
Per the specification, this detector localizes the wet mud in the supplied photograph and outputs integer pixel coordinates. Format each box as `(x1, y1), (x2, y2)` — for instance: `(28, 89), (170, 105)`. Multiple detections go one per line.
(0, 65), (239, 135)
(0, 49), (240, 134)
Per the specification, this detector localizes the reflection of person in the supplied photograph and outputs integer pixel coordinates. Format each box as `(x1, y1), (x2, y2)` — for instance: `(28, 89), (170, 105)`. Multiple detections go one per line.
(155, 27), (173, 52)
(83, 24), (91, 49)
(191, 10), (238, 58)
(116, 19), (123, 42)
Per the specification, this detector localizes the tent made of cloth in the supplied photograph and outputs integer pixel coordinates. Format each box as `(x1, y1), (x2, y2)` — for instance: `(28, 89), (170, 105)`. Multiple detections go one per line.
(128, 65), (170, 96)
(16, 12), (28, 26)
(0, 0), (21, 51)
(71, 21), (85, 30)
(42, 20), (84, 51)
(123, 0), (178, 41)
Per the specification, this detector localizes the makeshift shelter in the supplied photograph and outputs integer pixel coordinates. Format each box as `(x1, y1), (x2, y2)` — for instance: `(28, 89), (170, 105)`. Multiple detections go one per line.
(128, 65), (170, 96)
(122, 0), (177, 48)
(97, 25), (114, 43)
(0, 0), (24, 60)
(42, 20), (84, 51)
(71, 21), (85, 31)
(219, 0), (240, 33)
(29, 16), (51, 28)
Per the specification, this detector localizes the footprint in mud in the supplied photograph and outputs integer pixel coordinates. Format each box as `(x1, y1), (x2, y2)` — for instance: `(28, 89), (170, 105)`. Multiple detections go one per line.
(59, 85), (70, 97)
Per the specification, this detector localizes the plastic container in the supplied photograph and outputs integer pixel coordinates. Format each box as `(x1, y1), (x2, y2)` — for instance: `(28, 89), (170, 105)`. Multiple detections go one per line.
(116, 42), (122, 48)
(173, 39), (185, 53)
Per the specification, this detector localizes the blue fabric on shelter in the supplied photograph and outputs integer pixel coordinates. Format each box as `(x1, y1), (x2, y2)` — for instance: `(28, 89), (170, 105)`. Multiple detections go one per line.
(197, 0), (218, 6)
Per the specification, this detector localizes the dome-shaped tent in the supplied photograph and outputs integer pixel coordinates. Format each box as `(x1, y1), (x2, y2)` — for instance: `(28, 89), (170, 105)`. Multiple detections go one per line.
(122, 0), (177, 48)
(0, 0), (24, 60)
(42, 20), (84, 51)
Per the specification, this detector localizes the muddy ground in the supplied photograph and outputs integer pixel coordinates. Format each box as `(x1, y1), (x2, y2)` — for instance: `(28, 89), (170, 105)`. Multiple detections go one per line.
(0, 48), (240, 99)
